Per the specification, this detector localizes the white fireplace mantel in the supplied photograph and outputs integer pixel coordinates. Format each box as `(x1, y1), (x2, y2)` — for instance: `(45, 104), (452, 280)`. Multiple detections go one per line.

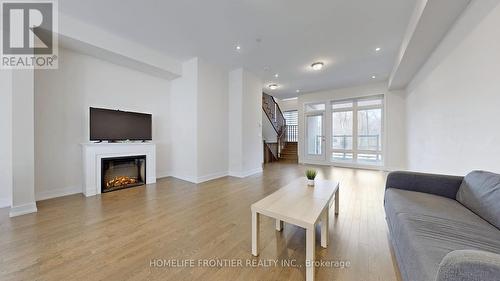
(81, 142), (156, 197)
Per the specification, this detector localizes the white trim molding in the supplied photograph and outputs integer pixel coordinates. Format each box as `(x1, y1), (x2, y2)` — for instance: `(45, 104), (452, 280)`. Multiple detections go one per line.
(9, 202), (37, 217)
(229, 167), (263, 178)
(170, 175), (198, 184)
(36, 186), (82, 201)
(156, 171), (171, 180)
(81, 142), (156, 197)
(155, 171), (229, 184)
(196, 171), (229, 184)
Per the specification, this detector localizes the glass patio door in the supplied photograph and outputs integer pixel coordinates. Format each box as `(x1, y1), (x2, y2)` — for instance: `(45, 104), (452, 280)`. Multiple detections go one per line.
(305, 113), (325, 161)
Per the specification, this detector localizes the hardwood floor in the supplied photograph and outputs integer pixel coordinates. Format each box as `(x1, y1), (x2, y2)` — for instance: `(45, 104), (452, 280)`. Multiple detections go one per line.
(0, 162), (401, 281)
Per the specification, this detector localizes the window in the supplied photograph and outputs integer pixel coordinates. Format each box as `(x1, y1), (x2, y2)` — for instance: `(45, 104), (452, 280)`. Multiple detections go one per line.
(305, 103), (325, 112)
(283, 110), (298, 126)
(332, 152), (353, 161)
(357, 108), (382, 151)
(332, 101), (353, 110)
(331, 95), (383, 164)
(332, 111), (353, 150)
(307, 115), (323, 155)
(284, 110), (298, 142)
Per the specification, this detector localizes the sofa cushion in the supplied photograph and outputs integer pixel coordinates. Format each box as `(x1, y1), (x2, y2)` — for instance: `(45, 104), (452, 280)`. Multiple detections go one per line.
(385, 188), (500, 281)
(457, 171), (500, 229)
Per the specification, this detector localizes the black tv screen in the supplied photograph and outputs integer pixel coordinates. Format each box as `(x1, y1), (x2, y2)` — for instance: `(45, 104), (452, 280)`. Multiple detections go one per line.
(90, 107), (152, 141)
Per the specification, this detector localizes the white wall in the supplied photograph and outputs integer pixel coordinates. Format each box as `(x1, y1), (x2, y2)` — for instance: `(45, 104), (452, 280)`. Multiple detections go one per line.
(34, 48), (171, 200)
(169, 58), (230, 183)
(169, 58), (198, 182)
(197, 59), (229, 182)
(228, 68), (263, 177)
(11, 69), (37, 215)
(59, 13), (182, 79)
(276, 98), (299, 112)
(262, 111), (277, 143)
(242, 70), (264, 174)
(385, 90), (407, 170)
(406, 0), (500, 175)
(228, 69), (244, 174)
(0, 70), (13, 208)
(297, 82), (407, 170)
(34, 51), (230, 198)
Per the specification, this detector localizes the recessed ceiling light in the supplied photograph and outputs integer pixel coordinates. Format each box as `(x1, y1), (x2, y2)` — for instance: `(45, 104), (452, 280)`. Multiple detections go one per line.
(311, 62), (324, 71)
(371, 75), (376, 79)
(375, 47), (381, 52)
(296, 89), (300, 93)
(236, 45), (241, 51)
(274, 73), (279, 78)
(268, 84), (279, 90)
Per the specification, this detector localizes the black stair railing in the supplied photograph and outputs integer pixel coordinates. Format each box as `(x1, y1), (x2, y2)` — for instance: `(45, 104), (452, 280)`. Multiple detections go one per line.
(262, 93), (287, 157)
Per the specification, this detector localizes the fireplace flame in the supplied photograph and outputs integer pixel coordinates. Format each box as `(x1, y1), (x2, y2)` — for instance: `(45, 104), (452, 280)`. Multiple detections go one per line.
(106, 176), (138, 188)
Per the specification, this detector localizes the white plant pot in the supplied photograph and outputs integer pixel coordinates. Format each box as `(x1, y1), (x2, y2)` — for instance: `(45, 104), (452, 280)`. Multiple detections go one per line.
(307, 179), (315, 186)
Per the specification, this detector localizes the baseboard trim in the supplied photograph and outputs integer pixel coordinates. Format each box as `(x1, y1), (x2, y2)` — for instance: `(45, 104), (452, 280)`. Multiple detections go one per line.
(9, 202), (37, 217)
(36, 187), (82, 201)
(196, 171), (229, 183)
(170, 174), (198, 184)
(229, 167), (263, 178)
(156, 171), (171, 179)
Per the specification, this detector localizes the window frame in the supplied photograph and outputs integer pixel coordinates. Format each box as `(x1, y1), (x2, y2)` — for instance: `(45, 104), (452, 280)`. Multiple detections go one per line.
(283, 110), (298, 126)
(331, 95), (384, 165)
(303, 102), (327, 161)
(284, 110), (299, 142)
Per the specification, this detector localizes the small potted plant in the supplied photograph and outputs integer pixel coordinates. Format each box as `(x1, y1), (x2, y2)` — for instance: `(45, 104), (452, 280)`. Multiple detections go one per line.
(305, 169), (317, 187)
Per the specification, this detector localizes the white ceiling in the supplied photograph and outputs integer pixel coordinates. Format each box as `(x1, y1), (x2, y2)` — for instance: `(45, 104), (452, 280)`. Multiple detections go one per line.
(59, 0), (416, 98)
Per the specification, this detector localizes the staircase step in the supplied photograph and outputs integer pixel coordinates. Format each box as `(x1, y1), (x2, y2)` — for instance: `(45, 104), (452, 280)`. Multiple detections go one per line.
(280, 153), (299, 158)
(280, 156), (298, 160)
(280, 141), (298, 159)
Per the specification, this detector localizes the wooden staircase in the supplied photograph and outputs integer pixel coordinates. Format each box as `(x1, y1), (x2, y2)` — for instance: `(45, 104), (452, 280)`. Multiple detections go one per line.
(262, 92), (298, 163)
(279, 142), (298, 161)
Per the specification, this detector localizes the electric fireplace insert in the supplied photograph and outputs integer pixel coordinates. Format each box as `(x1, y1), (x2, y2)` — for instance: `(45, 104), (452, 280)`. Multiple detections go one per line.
(101, 155), (146, 193)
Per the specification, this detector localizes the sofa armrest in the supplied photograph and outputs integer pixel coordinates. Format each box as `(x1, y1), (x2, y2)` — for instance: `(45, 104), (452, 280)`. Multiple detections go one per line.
(436, 250), (500, 281)
(386, 171), (463, 199)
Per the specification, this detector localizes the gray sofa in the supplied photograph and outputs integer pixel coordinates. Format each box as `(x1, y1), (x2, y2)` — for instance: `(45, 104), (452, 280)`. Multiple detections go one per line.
(384, 170), (500, 281)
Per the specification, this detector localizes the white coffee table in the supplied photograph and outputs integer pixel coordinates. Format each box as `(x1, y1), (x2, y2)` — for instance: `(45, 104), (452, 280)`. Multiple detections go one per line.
(251, 178), (340, 281)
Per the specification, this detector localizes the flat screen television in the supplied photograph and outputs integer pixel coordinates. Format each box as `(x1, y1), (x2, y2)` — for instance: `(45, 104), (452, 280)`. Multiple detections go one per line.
(90, 107), (152, 141)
